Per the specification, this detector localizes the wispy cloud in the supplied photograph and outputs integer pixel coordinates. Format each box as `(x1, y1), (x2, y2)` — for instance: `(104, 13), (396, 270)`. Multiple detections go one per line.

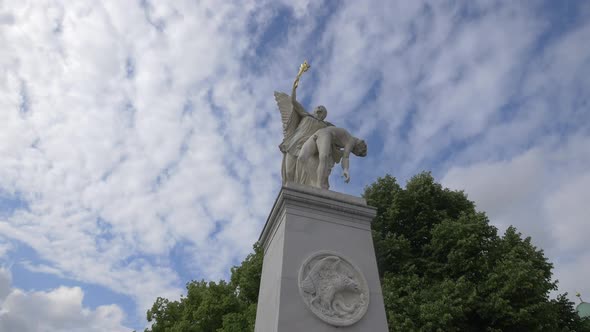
(0, 0), (589, 329)
(1, 0), (282, 319)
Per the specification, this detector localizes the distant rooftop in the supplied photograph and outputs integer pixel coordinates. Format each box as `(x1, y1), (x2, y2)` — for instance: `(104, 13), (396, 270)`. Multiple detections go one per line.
(577, 302), (590, 319)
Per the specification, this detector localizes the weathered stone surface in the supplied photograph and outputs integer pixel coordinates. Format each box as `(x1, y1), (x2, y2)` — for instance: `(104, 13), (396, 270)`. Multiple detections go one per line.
(298, 251), (370, 326)
(255, 182), (388, 332)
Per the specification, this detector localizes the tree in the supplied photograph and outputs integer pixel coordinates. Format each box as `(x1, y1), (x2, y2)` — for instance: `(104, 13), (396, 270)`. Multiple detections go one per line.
(145, 244), (262, 332)
(364, 173), (589, 331)
(145, 172), (588, 331)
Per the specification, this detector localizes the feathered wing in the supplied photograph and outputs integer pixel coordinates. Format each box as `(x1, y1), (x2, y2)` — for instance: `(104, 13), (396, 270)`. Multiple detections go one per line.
(301, 256), (340, 295)
(274, 91), (305, 138)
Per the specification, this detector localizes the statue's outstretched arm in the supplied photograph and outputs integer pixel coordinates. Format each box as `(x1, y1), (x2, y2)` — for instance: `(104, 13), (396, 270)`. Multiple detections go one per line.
(291, 61), (310, 117)
(341, 158), (351, 183)
(291, 76), (299, 104)
(340, 135), (356, 183)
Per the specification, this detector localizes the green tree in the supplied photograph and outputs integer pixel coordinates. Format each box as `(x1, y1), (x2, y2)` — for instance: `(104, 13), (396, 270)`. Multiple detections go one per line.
(145, 172), (588, 331)
(145, 244), (262, 332)
(364, 173), (589, 331)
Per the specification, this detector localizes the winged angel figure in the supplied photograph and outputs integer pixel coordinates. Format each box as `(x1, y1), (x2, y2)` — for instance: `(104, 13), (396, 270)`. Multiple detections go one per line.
(276, 61), (334, 184)
(276, 61), (367, 189)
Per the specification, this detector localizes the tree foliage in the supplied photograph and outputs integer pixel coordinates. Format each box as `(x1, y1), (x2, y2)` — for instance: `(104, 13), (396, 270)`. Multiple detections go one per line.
(145, 172), (588, 331)
(145, 244), (262, 332)
(364, 173), (588, 331)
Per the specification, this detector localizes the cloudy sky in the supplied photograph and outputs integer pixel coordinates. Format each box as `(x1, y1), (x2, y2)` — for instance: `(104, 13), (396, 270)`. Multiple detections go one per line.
(1, 0), (589, 330)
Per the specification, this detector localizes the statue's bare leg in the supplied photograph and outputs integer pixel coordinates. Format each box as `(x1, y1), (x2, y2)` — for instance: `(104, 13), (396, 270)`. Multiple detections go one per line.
(315, 132), (333, 189)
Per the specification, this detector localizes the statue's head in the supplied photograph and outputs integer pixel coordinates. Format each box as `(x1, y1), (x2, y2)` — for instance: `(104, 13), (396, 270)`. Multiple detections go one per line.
(352, 139), (367, 157)
(314, 105), (327, 120)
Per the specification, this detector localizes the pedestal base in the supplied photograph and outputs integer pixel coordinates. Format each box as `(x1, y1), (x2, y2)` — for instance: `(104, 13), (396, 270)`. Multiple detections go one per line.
(255, 182), (388, 332)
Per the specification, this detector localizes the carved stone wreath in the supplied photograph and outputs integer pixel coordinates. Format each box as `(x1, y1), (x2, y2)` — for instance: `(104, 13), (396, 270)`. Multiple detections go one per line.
(298, 251), (370, 326)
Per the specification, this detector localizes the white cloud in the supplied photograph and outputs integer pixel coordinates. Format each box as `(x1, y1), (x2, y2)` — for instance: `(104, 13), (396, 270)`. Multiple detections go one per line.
(544, 172), (590, 254)
(0, 268), (130, 332)
(441, 133), (590, 300)
(0, 0), (283, 319)
(0, 239), (12, 258)
(20, 261), (65, 277)
(0, 0), (589, 328)
(442, 147), (548, 240)
(439, 12), (590, 301)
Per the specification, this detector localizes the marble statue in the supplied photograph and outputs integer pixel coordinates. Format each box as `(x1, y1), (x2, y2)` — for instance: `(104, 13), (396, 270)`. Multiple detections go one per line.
(276, 61), (334, 184)
(276, 61), (367, 189)
(296, 126), (367, 190)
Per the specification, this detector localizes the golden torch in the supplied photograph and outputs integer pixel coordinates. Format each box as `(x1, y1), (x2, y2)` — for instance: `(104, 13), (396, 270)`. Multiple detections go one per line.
(294, 60), (310, 89)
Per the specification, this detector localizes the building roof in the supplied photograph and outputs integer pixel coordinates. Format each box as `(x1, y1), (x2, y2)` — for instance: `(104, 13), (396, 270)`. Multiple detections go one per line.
(577, 302), (590, 318)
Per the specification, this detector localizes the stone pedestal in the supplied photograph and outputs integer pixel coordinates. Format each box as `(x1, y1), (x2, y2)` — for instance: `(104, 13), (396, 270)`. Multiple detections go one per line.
(255, 182), (389, 332)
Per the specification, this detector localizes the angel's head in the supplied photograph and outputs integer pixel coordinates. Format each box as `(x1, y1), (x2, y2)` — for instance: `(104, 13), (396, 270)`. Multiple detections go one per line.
(314, 105), (327, 120)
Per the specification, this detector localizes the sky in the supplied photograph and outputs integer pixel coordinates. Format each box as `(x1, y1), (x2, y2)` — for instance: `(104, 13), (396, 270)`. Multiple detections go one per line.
(1, 0), (589, 330)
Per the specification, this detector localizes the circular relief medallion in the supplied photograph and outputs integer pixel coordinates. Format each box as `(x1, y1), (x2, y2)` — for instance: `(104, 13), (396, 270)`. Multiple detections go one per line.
(298, 251), (370, 326)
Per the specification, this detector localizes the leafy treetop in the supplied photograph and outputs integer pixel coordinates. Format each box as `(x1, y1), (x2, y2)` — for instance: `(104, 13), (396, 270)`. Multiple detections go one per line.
(144, 172), (589, 331)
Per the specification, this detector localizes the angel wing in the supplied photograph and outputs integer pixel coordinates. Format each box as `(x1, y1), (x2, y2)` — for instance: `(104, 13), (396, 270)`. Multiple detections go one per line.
(274, 91), (307, 138)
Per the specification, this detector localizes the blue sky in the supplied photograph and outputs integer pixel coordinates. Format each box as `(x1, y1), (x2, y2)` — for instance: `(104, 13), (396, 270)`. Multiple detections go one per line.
(1, 1), (589, 331)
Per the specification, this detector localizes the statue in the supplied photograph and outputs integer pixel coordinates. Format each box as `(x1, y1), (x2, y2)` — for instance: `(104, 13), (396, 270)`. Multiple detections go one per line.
(276, 61), (367, 189)
(276, 61), (333, 184)
(296, 126), (367, 189)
